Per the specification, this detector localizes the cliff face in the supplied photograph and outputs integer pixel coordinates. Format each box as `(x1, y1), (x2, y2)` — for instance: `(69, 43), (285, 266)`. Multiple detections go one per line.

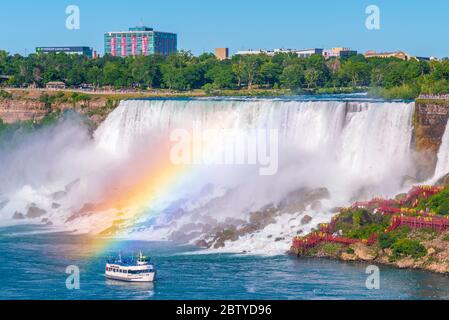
(0, 89), (120, 126)
(414, 99), (449, 179)
(0, 99), (47, 123)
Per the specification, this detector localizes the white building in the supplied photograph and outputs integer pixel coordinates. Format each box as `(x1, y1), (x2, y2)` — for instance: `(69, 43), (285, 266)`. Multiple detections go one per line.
(236, 48), (323, 58)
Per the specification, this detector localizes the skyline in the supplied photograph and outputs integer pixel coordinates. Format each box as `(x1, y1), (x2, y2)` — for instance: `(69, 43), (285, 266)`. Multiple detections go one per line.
(1, 0), (449, 58)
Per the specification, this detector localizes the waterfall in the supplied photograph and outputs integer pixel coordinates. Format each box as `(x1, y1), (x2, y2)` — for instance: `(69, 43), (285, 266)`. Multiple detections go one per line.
(0, 98), (416, 254)
(96, 99), (414, 188)
(92, 99), (416, 253)
(434, 119), (449, 180)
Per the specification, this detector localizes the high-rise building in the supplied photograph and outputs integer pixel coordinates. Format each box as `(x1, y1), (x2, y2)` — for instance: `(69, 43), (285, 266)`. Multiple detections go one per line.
(215, 48), (229, 60)
(36, 46), (93, 57)
(104, 26), (177, 57)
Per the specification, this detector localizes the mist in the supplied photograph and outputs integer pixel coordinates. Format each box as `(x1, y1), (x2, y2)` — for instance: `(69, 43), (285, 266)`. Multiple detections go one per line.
(0, 99), (419, 254)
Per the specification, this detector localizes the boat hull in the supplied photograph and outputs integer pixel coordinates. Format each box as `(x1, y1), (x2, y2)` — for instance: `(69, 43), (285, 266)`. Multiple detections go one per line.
(105, 272), (156, 283)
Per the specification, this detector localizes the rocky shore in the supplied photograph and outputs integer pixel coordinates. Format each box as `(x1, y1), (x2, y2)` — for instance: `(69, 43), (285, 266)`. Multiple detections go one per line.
(290, 185), (449, 275)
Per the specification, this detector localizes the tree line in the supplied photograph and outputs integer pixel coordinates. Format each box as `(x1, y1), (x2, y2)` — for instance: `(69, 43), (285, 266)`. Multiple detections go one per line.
(1, 50), (449, 98)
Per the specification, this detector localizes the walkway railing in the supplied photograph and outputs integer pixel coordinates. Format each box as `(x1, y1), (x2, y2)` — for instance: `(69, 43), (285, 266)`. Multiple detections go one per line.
(292, 186), (448, 253)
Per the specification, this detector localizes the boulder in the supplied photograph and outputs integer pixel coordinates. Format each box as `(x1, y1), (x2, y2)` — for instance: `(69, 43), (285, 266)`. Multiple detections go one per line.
(340, 252), (358, 261)
(301, 215), (313, 225)
(52, 191), (66, 201)
(26, 206), (47, 219)
(52, 203), (61, 209)
(195, 240), (208, 248)
(352, 243), (378, 261)
(12, 212), (25, 220)
(41, 218), (53, 226)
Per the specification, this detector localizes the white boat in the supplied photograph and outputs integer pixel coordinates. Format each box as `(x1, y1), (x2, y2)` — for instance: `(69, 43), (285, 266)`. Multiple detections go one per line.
(105, 252), (156, 282)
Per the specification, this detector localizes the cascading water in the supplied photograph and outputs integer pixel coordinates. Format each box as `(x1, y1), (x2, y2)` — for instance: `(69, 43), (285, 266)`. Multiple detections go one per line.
(0, 98), (416, 255)
(434, 118), (449, 181)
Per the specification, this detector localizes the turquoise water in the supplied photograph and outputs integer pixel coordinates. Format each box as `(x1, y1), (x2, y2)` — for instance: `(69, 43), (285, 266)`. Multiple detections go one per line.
(1, 225), (449, 300)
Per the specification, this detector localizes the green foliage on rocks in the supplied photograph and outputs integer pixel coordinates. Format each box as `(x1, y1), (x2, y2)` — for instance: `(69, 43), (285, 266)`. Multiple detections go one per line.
(0, 90), (12, 99)
(334, 208), (390, 240)
(417, 188), (449, 215)
(391, 239), (427, 259)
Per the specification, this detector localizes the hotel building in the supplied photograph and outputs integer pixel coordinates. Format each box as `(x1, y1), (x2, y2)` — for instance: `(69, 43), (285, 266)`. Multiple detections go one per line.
(104, 26), (177, 57)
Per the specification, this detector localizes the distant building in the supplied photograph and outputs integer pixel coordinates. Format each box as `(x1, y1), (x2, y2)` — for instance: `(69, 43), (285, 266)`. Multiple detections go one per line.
(45, 81), (66, 90)
(364, 50), (410, 61)
(236, 49), (272, 56)
(236, 48), (323, 58)
(323, 47), (357, 58)
(294, 48), (323, 58)
(104, 26), (177, 57)
(36, 46), (93, 57)
(215, 48), (229, 60)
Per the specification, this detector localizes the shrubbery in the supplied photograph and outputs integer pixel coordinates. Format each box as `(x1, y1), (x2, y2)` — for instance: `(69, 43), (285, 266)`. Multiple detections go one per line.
(418, 188), (449, 215)
(391, 239), (427, 259)
(0, 90), (12, 99)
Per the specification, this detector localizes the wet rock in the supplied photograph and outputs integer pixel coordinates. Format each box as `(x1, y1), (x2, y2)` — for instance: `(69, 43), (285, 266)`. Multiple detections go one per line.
(212, 227), (239, 249)
(26, 206), (47, 219)
(275, 237), (285, 242)
(52, 191), (66, 201)
(52, 203), (61, 209)
(352, 243), (377, 261)
(435, 173), (449, 187)
(249, 208), (277, 226)
(310, 201), (322, 212)
(301, 215), (313, 225)
(12, 212), (25, 220)
(340, 252), (357, 261)
(195, 240), (208, 248)
(396, 257), (415, 269)
(65, 179), (80, 193)
(41, 218), (53, 226)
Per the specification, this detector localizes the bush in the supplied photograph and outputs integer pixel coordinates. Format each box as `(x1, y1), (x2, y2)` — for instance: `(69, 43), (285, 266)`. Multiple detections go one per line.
(321, 243), (343, 255)
(418, 188), (449, 215)
(0, 90), (12, 99)
(378, 233), (396, 249)
(368, 85), (420, 100)
(391, 239), (426, 259)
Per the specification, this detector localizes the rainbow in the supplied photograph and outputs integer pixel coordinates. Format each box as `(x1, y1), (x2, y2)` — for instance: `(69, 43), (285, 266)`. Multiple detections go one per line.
(87, 137), (197, 257)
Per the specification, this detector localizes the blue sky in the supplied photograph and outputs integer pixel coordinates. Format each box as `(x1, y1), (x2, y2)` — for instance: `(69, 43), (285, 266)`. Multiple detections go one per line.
(0, 0), (448, 57)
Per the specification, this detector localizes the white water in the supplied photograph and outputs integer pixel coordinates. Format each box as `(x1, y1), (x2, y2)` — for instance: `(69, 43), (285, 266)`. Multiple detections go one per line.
(95, 99), (415, 254)
(434, 118), (449, 181)
(0, 98), (417, 255)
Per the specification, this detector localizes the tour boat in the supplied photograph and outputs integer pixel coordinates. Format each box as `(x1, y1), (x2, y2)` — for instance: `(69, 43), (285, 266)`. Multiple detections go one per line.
(105, 252), (156, 282)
